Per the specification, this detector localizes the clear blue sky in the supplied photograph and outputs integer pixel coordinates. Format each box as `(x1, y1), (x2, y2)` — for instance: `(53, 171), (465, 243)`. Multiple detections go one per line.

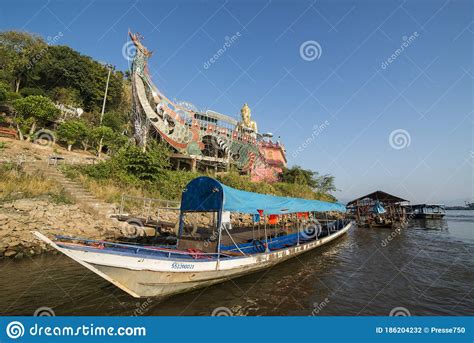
(1, 0), (472, 205)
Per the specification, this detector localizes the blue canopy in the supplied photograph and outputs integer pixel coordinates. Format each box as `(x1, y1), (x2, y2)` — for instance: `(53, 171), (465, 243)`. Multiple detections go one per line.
(180, 176), (346, 214)
(372, 200), (386, 214)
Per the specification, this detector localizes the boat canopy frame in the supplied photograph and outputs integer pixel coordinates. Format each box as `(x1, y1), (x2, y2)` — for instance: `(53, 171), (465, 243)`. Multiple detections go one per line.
(178, 177), (346, 259)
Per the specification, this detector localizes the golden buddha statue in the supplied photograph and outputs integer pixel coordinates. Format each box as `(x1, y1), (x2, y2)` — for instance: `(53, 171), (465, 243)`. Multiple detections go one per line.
(239, 103), (258, 133)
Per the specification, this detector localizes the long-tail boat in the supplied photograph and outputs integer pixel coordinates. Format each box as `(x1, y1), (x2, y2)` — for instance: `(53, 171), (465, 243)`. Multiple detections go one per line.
(34, 177), (351, 298)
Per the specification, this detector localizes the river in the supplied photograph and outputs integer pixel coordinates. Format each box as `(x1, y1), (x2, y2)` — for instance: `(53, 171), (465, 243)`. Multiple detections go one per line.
(1, 210), (473, 316)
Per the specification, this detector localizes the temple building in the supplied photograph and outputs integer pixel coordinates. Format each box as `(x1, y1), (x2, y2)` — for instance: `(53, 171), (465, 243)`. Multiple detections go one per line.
(128, 31), (286, 183)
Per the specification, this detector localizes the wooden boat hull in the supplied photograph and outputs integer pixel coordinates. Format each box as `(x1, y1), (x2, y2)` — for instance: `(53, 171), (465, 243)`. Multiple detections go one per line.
(33, 222), (353, 298)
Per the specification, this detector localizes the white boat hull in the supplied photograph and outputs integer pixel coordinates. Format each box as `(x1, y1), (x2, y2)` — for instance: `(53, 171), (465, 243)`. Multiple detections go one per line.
(33, 222), (353, 298)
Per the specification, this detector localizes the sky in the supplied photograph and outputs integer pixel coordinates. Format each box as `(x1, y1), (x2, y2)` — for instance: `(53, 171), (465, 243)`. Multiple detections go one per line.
(0, 0), (472, 205)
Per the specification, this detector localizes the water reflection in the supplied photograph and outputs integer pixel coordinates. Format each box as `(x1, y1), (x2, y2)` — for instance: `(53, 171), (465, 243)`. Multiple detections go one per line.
(409, 218), (449, 230)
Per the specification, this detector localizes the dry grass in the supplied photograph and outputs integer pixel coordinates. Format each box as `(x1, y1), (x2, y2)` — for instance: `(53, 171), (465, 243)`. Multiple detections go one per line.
(0, 166), (65, 201)
(79, 175), (147, 204)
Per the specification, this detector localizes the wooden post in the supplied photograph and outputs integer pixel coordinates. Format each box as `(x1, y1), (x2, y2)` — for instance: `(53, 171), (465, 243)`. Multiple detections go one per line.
(177, 212), (185, 247)
(263, 213), (270, 253)
(296, 213), (300, 246)
(119, 194), (125, 219)
(216, 210), (223, 269)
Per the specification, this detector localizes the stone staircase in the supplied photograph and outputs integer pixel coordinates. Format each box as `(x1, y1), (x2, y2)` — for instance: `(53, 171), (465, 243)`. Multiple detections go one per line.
(23, 162), (118, 220)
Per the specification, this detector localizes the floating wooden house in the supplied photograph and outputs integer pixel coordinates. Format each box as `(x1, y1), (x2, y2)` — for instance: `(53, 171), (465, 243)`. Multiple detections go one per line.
(347, 191), (409, 228)
(404, 204), (445, 219)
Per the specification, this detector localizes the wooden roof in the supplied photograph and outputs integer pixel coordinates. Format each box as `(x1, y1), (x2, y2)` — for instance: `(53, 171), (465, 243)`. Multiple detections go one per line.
(347, 191), (408, 206)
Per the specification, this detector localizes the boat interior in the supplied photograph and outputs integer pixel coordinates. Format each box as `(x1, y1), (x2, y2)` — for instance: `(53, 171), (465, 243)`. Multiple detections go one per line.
(54, 217), (351, 262)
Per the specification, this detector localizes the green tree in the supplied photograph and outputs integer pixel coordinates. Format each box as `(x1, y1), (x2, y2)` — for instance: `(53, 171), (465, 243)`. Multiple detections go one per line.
(91, 126), (115, 157)
(107, 132), (129, 155)
(32, 45), (124, 112)
(0, 31), (46, 92)
(281, 166), (337, 194)
(50, 87), (83, 107)
(1, 31), (126, 116)
(102, 111), (129, 133)
(281, 166), (318, 188)
(57, 120), (88, 151)
(19, 87), (45, 97)
(12, 95), (59, 140)
(79, 122), (93, 151)
(0, 81), (9, 102)
(316, 174), (337, 193)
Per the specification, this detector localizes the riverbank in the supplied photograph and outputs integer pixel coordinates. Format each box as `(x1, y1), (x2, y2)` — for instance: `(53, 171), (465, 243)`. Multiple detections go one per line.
(0, 137), (342, 258)
(0, 197), (122, 259)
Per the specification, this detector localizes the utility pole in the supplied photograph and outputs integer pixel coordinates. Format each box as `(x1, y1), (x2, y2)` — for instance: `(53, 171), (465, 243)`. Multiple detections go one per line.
(98, 63), (113, 157)
(100, 64), (113, 125)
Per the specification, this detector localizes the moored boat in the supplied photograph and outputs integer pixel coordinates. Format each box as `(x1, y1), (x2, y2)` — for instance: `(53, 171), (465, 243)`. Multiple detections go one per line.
(405, 204), (446, 219)
(33, 176), (351, 298)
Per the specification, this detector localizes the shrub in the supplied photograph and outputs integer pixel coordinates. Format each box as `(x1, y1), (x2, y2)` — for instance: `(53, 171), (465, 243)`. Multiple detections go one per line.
(6, 91), (21, 103)
(0, 81), (9, 102)
(115, 143), (167, 182)
(69, 144), (338, 203)
(156, 169), (200, 200)
(19, 87), (45, 97)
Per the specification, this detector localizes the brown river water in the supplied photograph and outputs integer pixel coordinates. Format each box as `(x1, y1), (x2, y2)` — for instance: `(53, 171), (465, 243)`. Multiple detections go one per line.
(1, 210), (473, 316)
